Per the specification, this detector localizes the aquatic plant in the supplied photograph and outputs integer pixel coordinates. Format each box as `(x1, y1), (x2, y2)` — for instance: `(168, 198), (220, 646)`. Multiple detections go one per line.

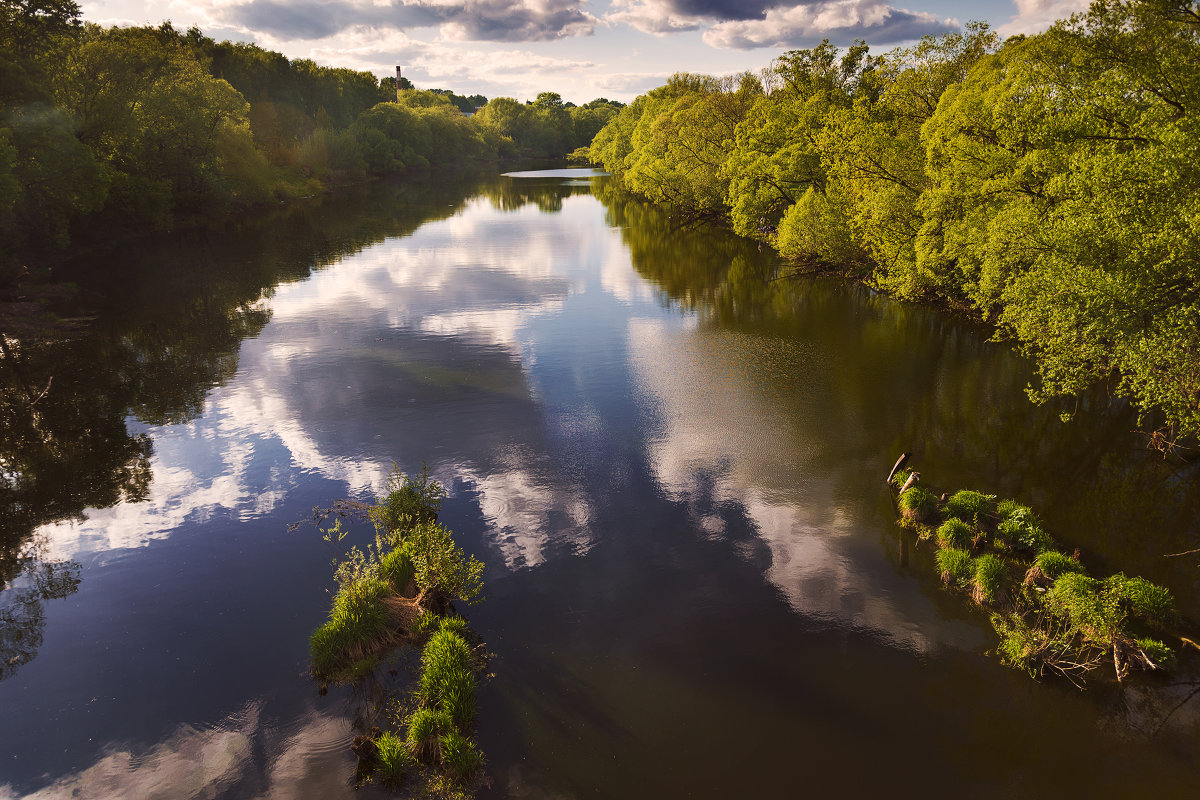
(407, 521), (485, 611)
(994, 503), (1053, 553)
(890, 468), (912, 490)
(936, 548), (973, 587)
(419, 628), (477, 731)
(309, 573), (391, 680)
(943, 490), (995, 524)
(1024, 550), (1085, 586)
(370, 463), (446, 538)
(379, 543), (416, 592)
(374, 731), (415, 786)
(898, 485), (938, 522)
(1107, 574), (1177, 630)
(936, 518), (973, 549)
(889, 461), (1182, 687)
(406, 706), (453, 762)
(970, 554), (1006, 605)
(440, 729), (484, 778)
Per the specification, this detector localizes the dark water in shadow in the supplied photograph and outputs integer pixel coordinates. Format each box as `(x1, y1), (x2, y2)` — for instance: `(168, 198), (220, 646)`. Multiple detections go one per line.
(1, 170), (1197, 798)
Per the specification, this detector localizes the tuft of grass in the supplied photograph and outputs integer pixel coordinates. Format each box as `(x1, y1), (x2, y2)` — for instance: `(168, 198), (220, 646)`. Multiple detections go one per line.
(1025, 550), (1085, 585)
(439, 729), (484, 779)
(996, 499), (1030, 521)
(898, 485), (938, 523)
(890, 468), (912, 490)
(406, 707), (452, 762)
(310, 575), (391, 680)
(419, 628), (477, 732)
(970, 554), (1006, 605)
(936, 518), (974, 549)
(375, 731), (415, 786)
(936, 548), (974, 587)
(1134, 637), (1177, 671)
(1107, 574), (1177, 630)
(380, 543), (416, 592)
(943, 490), (995, 524)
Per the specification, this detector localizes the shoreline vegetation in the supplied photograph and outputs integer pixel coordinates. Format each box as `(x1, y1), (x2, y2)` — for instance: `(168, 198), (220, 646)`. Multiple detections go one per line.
(888, 457), (1196, 688)
(1, 0), (623, 283)
(304, 466), (487, 797)
(588, 1), (1200, 449)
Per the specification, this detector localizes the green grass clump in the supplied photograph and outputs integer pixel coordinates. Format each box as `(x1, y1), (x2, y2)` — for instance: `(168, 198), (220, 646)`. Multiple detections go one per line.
(890, 468), (912, 490)
(943, 490), (995, 524)
(406, 707), (453, 761)
(310, 575), (391, 679)
(1108, 574), (1177, 629)
(970, 554), (1006, 605)
(380, 543), (416, 591)
(1045, 573), (1117, 637)
(439, 729), (483, 778)
(419, 629), (477, 731)
(936, 548), (974, 587)
(1135, 637), (1177, 671)
(995, 506), (1053, 553)
(898, 485), (938, 522)
(1026, 550), (1085, 584)
(936, 518), (973, 549)
(374, 731), (415, 786)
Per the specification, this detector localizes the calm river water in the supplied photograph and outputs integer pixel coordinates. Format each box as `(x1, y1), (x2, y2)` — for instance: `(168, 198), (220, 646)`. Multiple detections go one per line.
(2, 169), (1199, 798)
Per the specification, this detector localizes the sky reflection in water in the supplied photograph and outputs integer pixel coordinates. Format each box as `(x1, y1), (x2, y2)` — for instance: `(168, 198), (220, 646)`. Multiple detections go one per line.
(3, 171), (1199, 798)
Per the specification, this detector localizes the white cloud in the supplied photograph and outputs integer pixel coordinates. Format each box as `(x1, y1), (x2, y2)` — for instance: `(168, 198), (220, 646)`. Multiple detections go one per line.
(997, 0), (1090, 35)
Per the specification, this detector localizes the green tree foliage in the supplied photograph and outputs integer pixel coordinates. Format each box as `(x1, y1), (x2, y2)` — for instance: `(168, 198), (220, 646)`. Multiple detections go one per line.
(591, 3), (1200, 442)
(53, 25), (254, 221)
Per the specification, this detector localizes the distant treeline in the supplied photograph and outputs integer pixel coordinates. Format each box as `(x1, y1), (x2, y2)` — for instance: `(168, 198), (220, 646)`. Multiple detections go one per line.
(0, 0), (622, 261)
(590, 1), (1200, 445)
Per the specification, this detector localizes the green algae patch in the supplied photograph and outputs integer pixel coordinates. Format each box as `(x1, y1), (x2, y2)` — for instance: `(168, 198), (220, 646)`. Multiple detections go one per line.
(888, 458), (1181, 687)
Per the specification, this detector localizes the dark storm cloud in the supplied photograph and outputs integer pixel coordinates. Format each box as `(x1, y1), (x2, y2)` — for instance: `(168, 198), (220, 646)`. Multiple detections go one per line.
(223, 0), (594, 43)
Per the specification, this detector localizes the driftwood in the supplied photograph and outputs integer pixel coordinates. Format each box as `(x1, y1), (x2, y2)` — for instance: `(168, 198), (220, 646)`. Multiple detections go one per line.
(885, 452), (911, 485)
(899, 471), (920, 494)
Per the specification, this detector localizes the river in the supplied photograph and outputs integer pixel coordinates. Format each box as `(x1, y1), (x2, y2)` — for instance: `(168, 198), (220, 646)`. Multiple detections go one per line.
(1, 169), (1198, 798)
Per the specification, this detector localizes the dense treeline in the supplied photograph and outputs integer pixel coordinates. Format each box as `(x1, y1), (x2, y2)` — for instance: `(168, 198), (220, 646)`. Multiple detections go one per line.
(591, 0), (1200, 445)
(0, 0), (621, 267)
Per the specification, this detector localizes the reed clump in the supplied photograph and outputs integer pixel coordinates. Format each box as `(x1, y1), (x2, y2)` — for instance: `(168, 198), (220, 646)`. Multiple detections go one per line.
(889, 459), (1181, 687)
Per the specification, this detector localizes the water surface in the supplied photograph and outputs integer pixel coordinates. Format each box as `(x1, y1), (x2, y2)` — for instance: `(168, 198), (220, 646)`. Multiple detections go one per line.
(1, 170), (1198, 799)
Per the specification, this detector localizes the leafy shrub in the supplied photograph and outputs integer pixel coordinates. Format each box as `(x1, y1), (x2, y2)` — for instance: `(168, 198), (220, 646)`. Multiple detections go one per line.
(898, 485), (938, 522)
(943, 490), (995, 524)
(370, 464), (446, 538)
(936, 548), (973, 587)
(971, 554), (1006, 604)
(408, 521), (485, 605)
(936, 518), (973, 549)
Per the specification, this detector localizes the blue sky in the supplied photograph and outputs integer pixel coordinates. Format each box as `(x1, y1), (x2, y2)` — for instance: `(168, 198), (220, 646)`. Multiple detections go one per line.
(80, 0), (1090, 103)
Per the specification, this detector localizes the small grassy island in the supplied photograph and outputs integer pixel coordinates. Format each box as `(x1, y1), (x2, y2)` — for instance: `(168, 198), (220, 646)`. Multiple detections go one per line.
(307, 467), (487, 797)
(889, 460), (1187, 688)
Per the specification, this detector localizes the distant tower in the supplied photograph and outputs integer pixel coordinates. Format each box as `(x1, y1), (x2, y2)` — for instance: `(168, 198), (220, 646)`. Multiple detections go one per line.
(396, 66), (403, 101)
